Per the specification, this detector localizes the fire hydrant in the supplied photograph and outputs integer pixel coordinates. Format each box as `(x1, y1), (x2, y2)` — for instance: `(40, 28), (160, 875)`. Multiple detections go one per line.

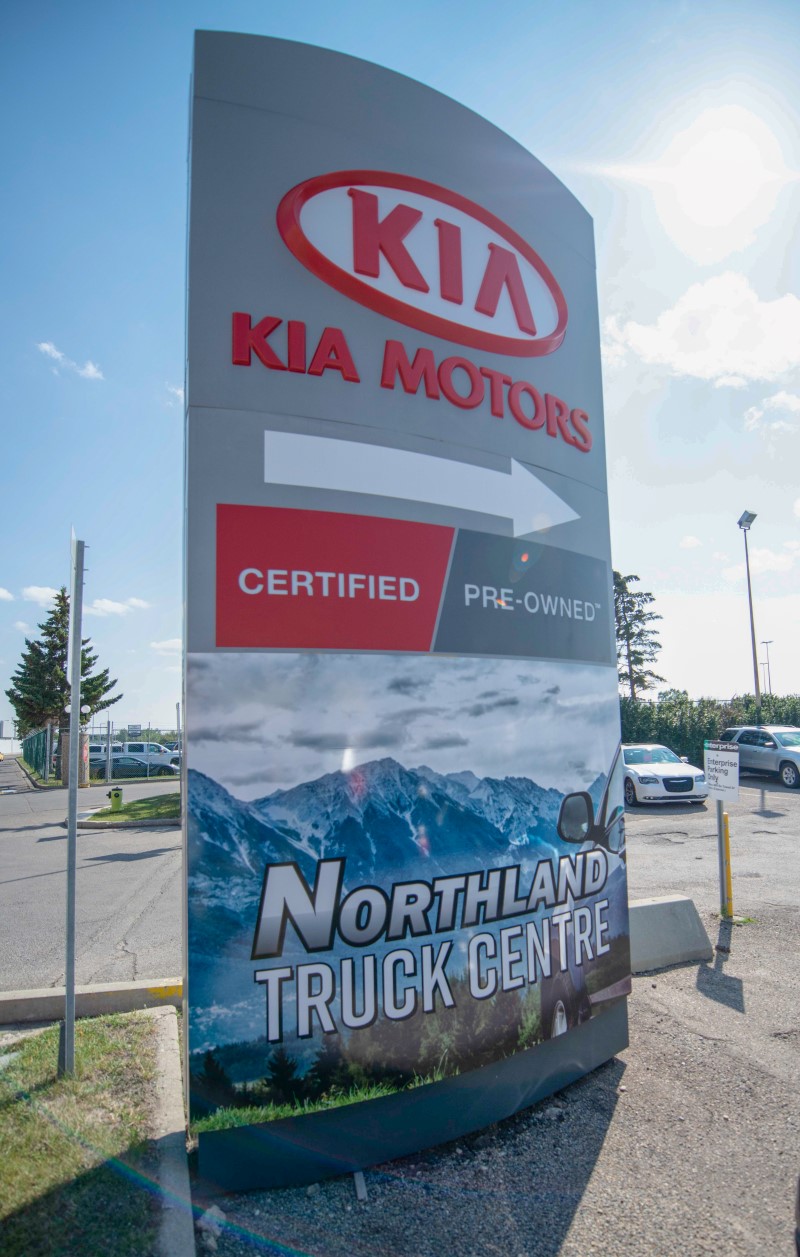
(107, 787), (123, 813)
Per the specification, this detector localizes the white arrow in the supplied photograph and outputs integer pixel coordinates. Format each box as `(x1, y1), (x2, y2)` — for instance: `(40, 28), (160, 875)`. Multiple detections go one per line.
(264, 430), (579, 537)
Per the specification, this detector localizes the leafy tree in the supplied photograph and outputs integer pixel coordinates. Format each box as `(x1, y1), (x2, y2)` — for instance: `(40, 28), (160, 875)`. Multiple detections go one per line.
(5, 587), (122, 739)
(613, 571), (664, 700)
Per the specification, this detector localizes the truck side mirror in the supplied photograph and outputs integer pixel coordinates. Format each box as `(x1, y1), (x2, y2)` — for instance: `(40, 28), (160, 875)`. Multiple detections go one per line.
(558, 792), (594, 843)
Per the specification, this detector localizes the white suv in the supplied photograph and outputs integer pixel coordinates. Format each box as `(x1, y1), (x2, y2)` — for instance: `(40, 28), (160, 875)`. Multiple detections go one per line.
(121, 741), (181, 769)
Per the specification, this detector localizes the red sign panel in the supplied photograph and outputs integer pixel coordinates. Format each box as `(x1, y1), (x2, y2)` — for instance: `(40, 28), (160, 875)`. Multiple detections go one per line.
(216, 505), (454, 650)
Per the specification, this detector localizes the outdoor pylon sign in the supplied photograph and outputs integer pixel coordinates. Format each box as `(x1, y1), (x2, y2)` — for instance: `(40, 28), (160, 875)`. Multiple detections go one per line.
(185, 31), (630, 1190)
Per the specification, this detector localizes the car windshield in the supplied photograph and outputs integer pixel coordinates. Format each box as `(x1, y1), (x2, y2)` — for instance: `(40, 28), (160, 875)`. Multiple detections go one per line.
(623, 746), (682, 765)
(775, 731), (800, 748)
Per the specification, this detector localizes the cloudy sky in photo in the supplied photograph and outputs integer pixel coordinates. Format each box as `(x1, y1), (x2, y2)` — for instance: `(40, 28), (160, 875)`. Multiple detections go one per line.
(187, 651), (619, 798)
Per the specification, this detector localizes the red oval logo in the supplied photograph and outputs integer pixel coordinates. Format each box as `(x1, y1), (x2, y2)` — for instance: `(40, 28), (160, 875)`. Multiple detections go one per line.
(277, 171), (568, 358)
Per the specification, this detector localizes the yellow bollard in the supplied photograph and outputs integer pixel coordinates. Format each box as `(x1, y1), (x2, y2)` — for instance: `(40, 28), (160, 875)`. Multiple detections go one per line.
(722, 812), (733, 917)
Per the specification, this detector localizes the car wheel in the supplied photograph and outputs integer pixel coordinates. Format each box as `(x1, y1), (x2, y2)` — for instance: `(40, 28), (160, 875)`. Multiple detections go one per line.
(541, 973), (578, 1039)
(780, 761), (800, 789)
(624, 777), (638, 807)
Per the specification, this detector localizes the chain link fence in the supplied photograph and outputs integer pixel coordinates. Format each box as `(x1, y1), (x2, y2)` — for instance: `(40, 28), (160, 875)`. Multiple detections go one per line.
(21, 726), (53, 780)
(20, 721), (182, 786)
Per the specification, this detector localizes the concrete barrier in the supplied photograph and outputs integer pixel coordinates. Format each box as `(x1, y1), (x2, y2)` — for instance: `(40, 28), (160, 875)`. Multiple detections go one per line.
(0, 978), (182, 1025)
(629, 895), (713, 972)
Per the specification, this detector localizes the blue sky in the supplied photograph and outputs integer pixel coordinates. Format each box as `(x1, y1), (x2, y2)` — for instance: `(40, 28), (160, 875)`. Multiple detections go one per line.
(2, 0), (799, 734)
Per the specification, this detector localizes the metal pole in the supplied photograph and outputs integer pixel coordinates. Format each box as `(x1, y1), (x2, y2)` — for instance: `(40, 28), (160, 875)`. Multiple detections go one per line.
(106, 719), (112, 784)
(715, 799), (727, 917)
(63, 536), (85, 1076)
(742, 529), (761, 722)
(722, 812), (733, 917)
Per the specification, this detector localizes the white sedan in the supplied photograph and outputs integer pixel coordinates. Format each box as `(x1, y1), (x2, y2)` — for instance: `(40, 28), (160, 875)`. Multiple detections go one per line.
(622, 744), (708, 806)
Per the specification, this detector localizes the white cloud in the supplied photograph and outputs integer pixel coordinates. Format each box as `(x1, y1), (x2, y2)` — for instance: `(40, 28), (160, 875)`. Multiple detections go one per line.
(712, 551), (730, 562)
(13, 621), (31, 632)
(603, 274), (800, 386)
(679, 535), (702, 549)
(150, 638), (182, 654)
(722, 546), (795, 583)
(22, 585), (59, 607)
(84, 596), (151, 618)
(37, 340), (104, 381)
(744, 390), (800, 435)
(0, 588), (13, 601)
(794, 499), (800, 519)
(165, 383), (184, 407)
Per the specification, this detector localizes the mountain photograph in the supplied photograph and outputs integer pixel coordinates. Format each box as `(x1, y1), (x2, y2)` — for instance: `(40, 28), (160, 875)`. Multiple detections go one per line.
(186, 651), (629, 1117)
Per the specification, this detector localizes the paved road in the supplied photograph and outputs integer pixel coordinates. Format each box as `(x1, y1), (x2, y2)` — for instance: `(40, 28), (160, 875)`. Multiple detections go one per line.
(0, 757), (181, 990)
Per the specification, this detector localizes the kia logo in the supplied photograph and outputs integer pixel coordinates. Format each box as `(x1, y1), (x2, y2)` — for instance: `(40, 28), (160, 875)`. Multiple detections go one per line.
(277, 171), (568, 358)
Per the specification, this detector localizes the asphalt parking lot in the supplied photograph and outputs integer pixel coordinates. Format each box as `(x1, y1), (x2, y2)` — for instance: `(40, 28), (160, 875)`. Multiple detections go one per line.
(0, 757), (181, 990)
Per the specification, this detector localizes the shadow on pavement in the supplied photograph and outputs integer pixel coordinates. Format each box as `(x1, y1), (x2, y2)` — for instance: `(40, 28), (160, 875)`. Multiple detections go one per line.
(624, 801), (709, 819)
(84, 848), (179, 864)
(695, 918), (745, 1013)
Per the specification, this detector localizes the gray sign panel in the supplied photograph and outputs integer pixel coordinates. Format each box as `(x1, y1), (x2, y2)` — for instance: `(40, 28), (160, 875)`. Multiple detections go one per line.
(185, 31), (628, 1188)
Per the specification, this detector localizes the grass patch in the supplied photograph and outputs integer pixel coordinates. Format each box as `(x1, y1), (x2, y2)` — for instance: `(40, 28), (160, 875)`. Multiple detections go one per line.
(192, 1073), (447, 1134)
(18, 759), (63, 788)
(92, 792), (181, 823)
(0, 1012), (161, 1257)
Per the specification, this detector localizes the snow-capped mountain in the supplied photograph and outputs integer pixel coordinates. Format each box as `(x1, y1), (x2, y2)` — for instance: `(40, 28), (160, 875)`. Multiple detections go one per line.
(249, 756), (574, 882)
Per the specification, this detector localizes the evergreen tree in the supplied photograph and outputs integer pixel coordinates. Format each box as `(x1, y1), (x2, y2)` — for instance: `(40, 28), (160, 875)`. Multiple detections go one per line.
(613, 571), (664, 700)
(265, 1046), (305, 1105)
(5, 588), (122, 737)
(198, 1049), (236, 1106)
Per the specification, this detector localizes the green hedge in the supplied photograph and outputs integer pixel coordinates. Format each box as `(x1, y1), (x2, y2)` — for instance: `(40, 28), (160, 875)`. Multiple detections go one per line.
(619, 692), (800, 768)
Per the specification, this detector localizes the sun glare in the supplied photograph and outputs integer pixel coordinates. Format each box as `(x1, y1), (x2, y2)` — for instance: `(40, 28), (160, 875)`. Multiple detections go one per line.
(604, 106), (797, 264)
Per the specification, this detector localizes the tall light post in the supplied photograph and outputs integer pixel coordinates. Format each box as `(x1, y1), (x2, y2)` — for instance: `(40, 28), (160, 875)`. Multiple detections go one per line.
(761, 639), (773, 694)
(737, 511), (761, 723)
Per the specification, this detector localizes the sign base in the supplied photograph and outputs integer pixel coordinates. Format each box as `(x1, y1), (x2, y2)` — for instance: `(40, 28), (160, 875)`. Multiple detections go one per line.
(197, 1001), (627, 1192)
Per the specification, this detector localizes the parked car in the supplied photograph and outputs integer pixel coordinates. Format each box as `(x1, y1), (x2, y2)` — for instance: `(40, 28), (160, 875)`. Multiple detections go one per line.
(719, 725), (800, 789)
(90, 754), (179, 780)
(120, 741), (181, 769)
(621, 744), (707, 806)
(88, 742), (123, 757)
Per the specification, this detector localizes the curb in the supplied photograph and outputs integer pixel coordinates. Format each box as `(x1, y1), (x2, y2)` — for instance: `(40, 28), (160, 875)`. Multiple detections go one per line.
(629, 895), (713, 972)
(148, 1006), (197, 1257)
(12, 757), (63, 791)
(0, 978), (183, 1025)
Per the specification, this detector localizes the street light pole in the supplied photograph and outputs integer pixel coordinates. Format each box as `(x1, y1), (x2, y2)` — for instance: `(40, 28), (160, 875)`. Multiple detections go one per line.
(762, 640), (773, 694)
(737, 512), (762, 724)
